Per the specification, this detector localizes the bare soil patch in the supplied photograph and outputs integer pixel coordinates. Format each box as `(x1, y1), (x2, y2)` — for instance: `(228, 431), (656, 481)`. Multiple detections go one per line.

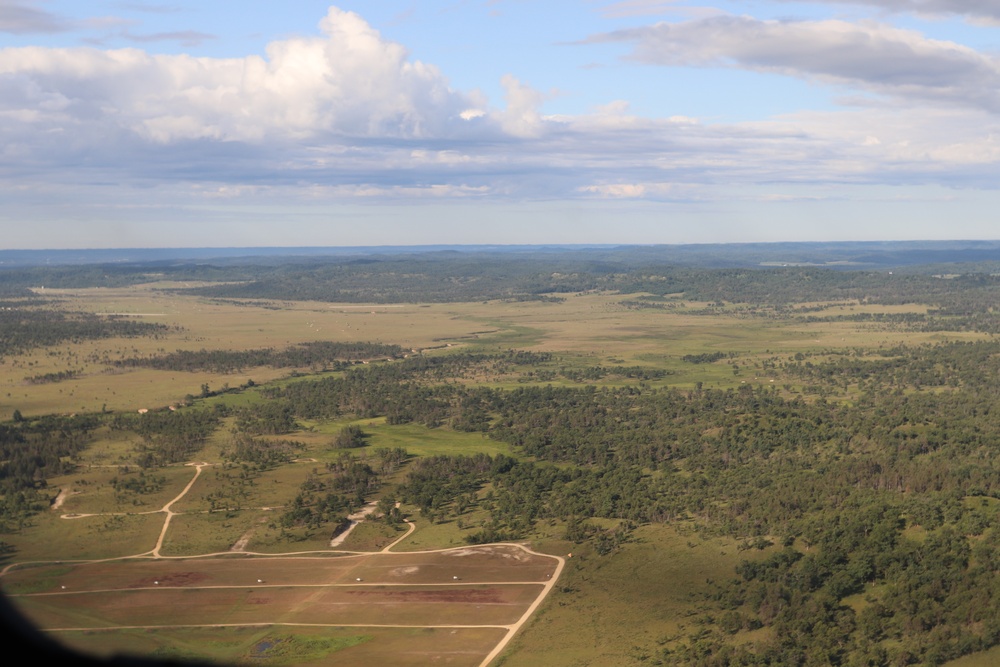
(131, 571), (208, 588)
(345, 588), (506, 604)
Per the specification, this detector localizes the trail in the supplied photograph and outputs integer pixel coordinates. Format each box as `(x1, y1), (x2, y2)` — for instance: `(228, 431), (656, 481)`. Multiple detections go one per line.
(382, 518), (415, 552)
(50, 487), (75, 510)
(45, 621), (508, 632)
(328, 500), (379, 548)
(152, 462), (208, 558)
(477, 544), (566, 667)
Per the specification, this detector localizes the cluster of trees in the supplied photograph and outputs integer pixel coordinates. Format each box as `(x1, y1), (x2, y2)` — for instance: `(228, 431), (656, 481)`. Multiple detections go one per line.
(0, 308), (170, 356)
(221, 433), (302, 469)
(115, 341), (404, 373)
(781, 340), (1000, 392)
(109, 470), (166, 504)
(232, 401), (298, 436)
(110, 408), (222, 468)
(0, 414), (101, 532)
(279, 452), (388, 536)
(23, 369), (80, 384)
(332, 425), (367, 449)
(0, 414), (99, 494)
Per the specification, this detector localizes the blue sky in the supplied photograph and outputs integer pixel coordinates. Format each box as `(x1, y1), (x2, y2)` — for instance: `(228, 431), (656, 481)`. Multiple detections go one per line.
(2, 1), (1000, 248)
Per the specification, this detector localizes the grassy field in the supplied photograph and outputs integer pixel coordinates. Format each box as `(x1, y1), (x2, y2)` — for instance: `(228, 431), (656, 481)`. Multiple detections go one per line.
(56, 625), (506, 667)
(2, 288), (980, 420)
(500, 524), (777, 667)
(2, 511), (165, 562)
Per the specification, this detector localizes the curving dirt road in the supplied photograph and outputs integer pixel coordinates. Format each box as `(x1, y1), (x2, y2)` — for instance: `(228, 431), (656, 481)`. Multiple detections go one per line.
(3, 460), (564, 667)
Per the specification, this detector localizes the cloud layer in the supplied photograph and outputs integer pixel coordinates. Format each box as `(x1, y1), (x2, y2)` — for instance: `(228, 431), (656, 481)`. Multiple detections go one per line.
(591, 16), (1000, 112)
(2, 1), (1000, 246)
(0, 3), (71, 34)
(774, 0), (1000, 22)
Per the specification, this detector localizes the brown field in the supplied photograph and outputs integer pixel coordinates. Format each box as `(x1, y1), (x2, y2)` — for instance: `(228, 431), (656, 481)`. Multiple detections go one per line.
(4, 544), (560, 665)
(14, 583), (541, 628)
(2, 546), (555, 595)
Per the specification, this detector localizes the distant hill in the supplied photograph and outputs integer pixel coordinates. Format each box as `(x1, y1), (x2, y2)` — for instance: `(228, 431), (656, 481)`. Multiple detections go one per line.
(3, 240), (1000, 270)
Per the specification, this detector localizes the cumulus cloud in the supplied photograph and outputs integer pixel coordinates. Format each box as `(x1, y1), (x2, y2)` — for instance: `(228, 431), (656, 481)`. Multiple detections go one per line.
(3, 3), (1000, 219)
(0, 6), (479, 145)
(589, 16), (1000, 113)
(498, 75), (546, 138)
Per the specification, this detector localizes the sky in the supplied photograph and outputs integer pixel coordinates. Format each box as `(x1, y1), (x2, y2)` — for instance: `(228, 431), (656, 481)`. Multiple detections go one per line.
(2, 1), (1000, 249)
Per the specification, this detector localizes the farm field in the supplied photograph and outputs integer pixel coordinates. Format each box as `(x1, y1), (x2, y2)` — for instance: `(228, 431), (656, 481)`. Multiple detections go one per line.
(5, 260), (1000, 666)
(2, 442), (562, 666)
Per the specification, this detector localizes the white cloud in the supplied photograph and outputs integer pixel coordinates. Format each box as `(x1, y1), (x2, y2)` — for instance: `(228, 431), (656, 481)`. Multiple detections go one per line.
(498, 74), (546, 138)
(589, 16), (1000, 113)
(3, 3), (1000, 222)
(0, 6), (478, 144)
(578, 181), (701, 199)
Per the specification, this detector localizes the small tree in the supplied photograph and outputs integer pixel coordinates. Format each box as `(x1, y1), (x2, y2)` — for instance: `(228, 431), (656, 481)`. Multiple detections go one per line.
(332, 425), (366, 449)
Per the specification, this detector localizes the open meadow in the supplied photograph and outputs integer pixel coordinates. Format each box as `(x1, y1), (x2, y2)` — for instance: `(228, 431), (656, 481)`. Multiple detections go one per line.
(1, 285), (978, 419)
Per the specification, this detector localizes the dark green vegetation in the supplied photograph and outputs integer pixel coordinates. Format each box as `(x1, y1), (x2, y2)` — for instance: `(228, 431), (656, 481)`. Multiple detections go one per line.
(115, 341), (405, 373)
(0, 308), (170, 356)
(1, 242), (1000, 316)
(9, 244), (1000, 665)
(0, 413), (100, 528)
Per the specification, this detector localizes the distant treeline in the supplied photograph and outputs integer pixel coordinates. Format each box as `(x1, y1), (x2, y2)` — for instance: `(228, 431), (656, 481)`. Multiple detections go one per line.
(0, 309), (171, 356)
(115, 341), (405, 373)
(7, 251), (1000, 319)
(23, 369), (80, 384)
